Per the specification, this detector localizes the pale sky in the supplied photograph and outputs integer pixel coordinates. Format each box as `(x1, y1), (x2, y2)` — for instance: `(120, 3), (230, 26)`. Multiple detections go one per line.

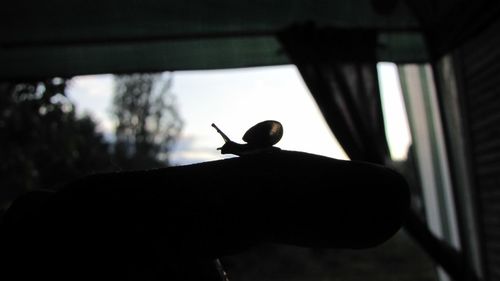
(67, 63), (410, 165)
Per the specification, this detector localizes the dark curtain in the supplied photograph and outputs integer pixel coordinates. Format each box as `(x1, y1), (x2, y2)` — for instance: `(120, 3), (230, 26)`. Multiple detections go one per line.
(277, 24), (389, 164)
(277, 23), (479, 281)
(404, 0), (500, 59)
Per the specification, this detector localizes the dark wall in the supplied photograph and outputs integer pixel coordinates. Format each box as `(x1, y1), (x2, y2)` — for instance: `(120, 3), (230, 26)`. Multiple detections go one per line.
(453, 17), (500, 281)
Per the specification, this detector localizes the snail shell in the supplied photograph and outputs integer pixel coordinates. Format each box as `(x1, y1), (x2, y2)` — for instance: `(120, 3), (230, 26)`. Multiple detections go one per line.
(243, 120), (283, 147)
(212, 120), (283, 156)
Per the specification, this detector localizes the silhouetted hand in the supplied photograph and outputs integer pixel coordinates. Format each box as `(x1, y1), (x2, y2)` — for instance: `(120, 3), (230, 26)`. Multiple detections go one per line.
(1, 150), (409, 281)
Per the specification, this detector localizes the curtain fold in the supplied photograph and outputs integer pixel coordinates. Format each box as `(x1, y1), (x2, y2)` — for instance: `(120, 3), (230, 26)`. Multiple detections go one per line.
(277, 23), (479, 281)
(277, 24), (389, 164)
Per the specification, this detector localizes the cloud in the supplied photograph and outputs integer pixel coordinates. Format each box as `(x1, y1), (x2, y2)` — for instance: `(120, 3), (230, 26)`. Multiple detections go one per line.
(169, 134), (229, 166)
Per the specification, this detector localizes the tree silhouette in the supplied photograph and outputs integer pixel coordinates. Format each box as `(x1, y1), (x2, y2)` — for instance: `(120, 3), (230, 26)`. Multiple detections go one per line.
(0, 79), (112, 209)
(0, 73), (183, 210)
(112, 73), (183, 170)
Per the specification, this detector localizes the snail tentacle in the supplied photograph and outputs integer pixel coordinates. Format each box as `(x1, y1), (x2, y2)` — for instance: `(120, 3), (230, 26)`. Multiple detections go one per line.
(211, 123), (231, 143)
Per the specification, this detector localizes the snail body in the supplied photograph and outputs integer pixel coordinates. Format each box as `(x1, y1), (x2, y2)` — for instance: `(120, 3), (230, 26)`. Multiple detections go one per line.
(212, 120), (283, 156)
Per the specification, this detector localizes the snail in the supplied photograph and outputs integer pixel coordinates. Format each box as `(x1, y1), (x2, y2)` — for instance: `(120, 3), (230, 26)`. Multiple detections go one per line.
(212, 120), (283, 156)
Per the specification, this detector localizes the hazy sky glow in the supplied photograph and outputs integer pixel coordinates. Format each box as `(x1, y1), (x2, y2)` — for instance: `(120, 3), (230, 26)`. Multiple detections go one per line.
(378, 63), (412, 160)
(67, 63), (410, 165)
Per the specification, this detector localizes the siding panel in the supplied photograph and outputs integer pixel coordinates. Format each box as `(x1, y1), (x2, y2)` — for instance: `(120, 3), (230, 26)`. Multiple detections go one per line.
(460, 18), (500, 281)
